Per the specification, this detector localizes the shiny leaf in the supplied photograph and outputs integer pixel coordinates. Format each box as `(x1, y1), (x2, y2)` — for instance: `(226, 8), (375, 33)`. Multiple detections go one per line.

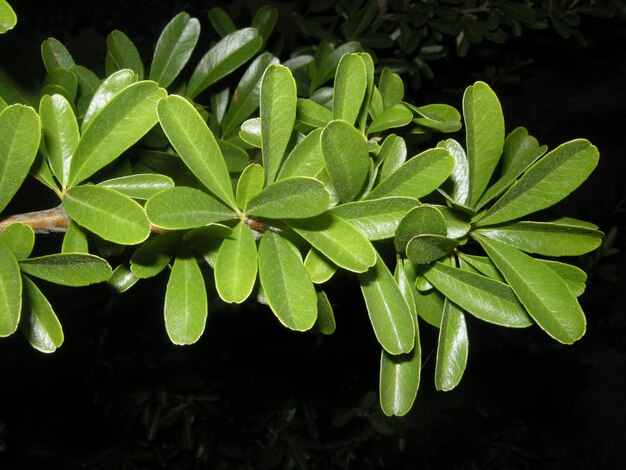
(395, 205), (447, 253)
(0, 222), (34, 260)
(304, 248), (336, 284)
(41, 37), (74, 72)
(0, 240), (21, 336)
(98, 173), (174, 200)
(107, 30), (144, 79)
(368, 104), (413, 134)
(214, 221), (257, 304)
(20, 275), (63, 353)
(0, 0), (16, 34)
(434, 299), (468, 391)
(406, 235), (459, 265)
(80, 69), (137, 131)
(246, 177), (330, 219)
(236, 163), (264, 210)
(438, 138), (469, 206)
(278, 128), (324, 180)
(332, 53), (367, 126)
(19, 253), (112, 286)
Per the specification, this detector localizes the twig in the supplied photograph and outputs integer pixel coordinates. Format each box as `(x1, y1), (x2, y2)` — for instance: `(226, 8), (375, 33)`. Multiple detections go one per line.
(0, 204), (69, 233)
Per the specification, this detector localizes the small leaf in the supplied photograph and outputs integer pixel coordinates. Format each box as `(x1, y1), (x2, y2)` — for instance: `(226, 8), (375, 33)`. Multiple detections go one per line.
(187, 27), (262, 99)
(81, 69), (137, 131)
(0, 240), (21, 336)
(296, 98), (332, 128)
(0, 222), (34, 260)
(98, 173), (174, 200)
(41, 37), (75, 72)
(63, 185), (151, 245)
(165, 250), (208, 345)
(258, 231), (317, 331)
(438, 139), (469, 206)
(412, 104), (462, 133)
(208, 7), (237, 37)
(239, 117), (262, 147)
(107, 30), (145, 79)
(304, 248), (336, 284)
(379, 68), (404, 109)
(380, 332), (421, 416)
(0, 0), (16, 34)
(278, 128), (324, 180)
(145, 186), (237, 230)
(252, 5), (278, 45)
(236, 163), (265, 210)
(316, 290), (336, 335)
(368, 104), (413, 134)
(358, 254), (415, 355)
(149, 12), (200, 88)
(62, 220), (88, 254)
(434, 299), (468, 391)
(19, 253), (112, 286)
(332, 53), (367, 126)
(288, 213), (377, 273)
(130, 231), (181, 279)
(376, 134), (407, 182)
(476, 235), (586, 344)
(20, 275), (64, 353)
(395, 206), (447, 253)
(107, 261), (139, 293)
(215, 221), (257, 304)
(246, 177), (330, 219)
(406, 235), (458, 265)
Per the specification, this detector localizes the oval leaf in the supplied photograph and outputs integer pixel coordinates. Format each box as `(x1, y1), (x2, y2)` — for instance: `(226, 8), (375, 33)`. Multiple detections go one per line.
(304, 248), (336, 284)
(0, 222), (34, 260)
(236, 163), (265, 210)
(332, 53), (367, 126)
(434, 299), (468, 391)
(130, 231), (181, 279)
(98, 173), (174, 200)
(81, 69), (137, 131)
(107, 30), (144, 79)
(278, 128), (324, 180)
(20, 275), (64, 353)
(19, 253), (113, 286)
(246, 177), (330, 219)
(0, 240), (21, 336)
(406, 235), (459, 265)
(368, 104), (413, 134)
(0, 0), (16, 34)
(395, 205), (447, 253)
(316, 290), (336, 335)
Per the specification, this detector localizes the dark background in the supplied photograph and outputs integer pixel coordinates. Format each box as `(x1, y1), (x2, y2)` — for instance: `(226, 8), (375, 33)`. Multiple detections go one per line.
(1, 1), (625, 468)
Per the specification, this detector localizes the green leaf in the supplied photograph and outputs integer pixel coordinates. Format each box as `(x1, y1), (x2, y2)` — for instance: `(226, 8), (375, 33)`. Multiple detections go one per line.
(321, 119), (369, 202)
(463, 81), (505, 206)
(315, 290), (336, 335)
(412, 104), (462, 133)
(246, 177), (330, 219)
(107, 261), (139, 293)
(145, 186), (236, 230)
(164, 250), (208, 345)
(63, 185), (151, 245)
(309, 41), (362, 93)
(358, 254), (415, 355)
(187, 27), (262, 99)
(41, 38), (75, 72)
(304, 248), (336, 284)
(107, 30), (145, 79)
(422, 261), (532, 328)
(69, 81), (165, 187)
(258, 231), (317, 331)
(395, 206), (447, 253)
(260, 64), (297, 184)
(475, 218), (603, 256)
(332, 53), (367, 126)
(368, 104), (413, 134)
(376, 134), (407, 182)
(219, 140), (249, 172)
(149, 12), (200, 88)
(20, 275), (63, 353)
(252, 5), (278, 45)
(380, 331), (421, 416)
(42, 68), (77, 103)
(475, 140), (599, 227)
(0, 105), (41, 213)
(0, 0), (16, 33)
(406, 235), (459, 265)
(0, 240), (21, 336)
(296, 98), (332, 128)
(438, 139), (469, 206)
(366, 148), (454, 200)
(236, 163), (264, 210)
(540, 260), (587, 297)
(62, 220), (89, 254)
(81, 69), (137, 131)
(239, 117), (261, 147)
(278, 128), (324, 180)
(208, 7), (237, 37)
(379, 68), (404, 109)
(288, 213), (377, 273)
(0, 222), (34, 260)
(414, 288), (445, 328)
(39, 94), (79, 188)
(98, 173), (174, 200)
(434, 299), (468, 391)
(130, 231), (181, 279)
(19, 253), (112, 286)
(330, 197), (421, 241)
(476, 235), (586, 344)
(215, 221), (257, 304)
(356, 52), (375, 132)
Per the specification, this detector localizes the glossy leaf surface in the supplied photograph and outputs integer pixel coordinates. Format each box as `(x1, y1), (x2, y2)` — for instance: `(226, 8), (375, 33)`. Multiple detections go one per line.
(246, 177), (330, 219)
(81, 69), (137, 131)
(214, 221), (257, 304)
(41, 37), (74, 71)
(107, 30), (145, 79)
(278, 128), (324, 180)
(406, 235), (458, 265)
(438, 139), (469, 206)
(434, 300), (468, 391)
(98, 173), (174, 200)
(332, 53), (366, 126)
(130, 231), (181, 279)
(0, 0), (16, 34)
(304, 249), (336, 284)
(395, 205), (446, 253)
(0, 240), (21, 336)
(0, 222), (34, 260)
(19, 253), (112, 286)
(236, 163), (265, 210)
(368, 104), (413, 134)
(20, 275), (63, 353)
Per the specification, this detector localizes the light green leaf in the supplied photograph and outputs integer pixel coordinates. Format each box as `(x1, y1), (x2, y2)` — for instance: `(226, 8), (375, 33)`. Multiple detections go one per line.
(316, 290), (336, 335)
(376, 134), (407, 182)
(20, 275), (63, 353)
(42, 68), (77, 103)
(406, 235), (459, 265)
(246, 177), (330, 219)
(0, 240), (21, 336)
(41, 37), (74, 72)
(164, 250), (208, 345)
(236, 163), (265, 210)
(358, 254), (415, 355)
(252, 5), (278, 45)
(0, 0), (15, 33)
(98, 173), (174, 200)
(476, 235), (586, 344)
(368, 104), (413, 134)
(434, 299), (468, 391)
(258, 231), (317, 331)
(380, 328), (421, 416)
(278, 128), (324, 180)
(187, 27), (262, 99)
(475, 140), (600, 226)
(62, 220), (89, 254)
(309, 41), (362, 93)
(157, 95), (237, 208)
(412, 104), (462, 133)
(332, 53), (366, 126)
(69, 81), (165, 186)
(208, 7), (236, 37)
(215, 221), (257, 304)
(330, 197), (420, 241)
(63, 185), (151, 245)
(456, 253), (504, 282)
(0, 105), (41, 213)
(145, 186), (236, 230)
(540, 260), (587, 297)
(463, 81), (505, 206)
(260, 64), (297, 184)
(321, 119), (369, 202)
(239, 117), (261, 147)
(296, 98), (332, 128)
(0, 222), (34, 260)
(39, 94), (79, 188)
(395, 205), (446, 253)
(379, 68), (404, 109)
(107, 30), (144, 79)
(414, 288), (445, 328)
(149, 12), (200, 88)
(29, 152), (59, 194)
(218, 140), (249, 172)
(422, 261), (532, 328)
(288, 213), (376, 273)
(130, 231), (181, 279)
(304, 248), (336, 284)
(80, 69), (137, 131)
(475, 219), (603, 256)
(438, 139), (469, 206)
(19, 253), (112, 286)
(366, 148), (454, 200)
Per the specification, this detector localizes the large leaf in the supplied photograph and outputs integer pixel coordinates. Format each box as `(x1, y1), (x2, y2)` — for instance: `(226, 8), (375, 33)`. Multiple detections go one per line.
(149, 12), (200, 88)
(98, 173), (174, 200)
(63, 185), (151, 245)
(215, 221), (257, 304)
(321, 119), (369, 202)
(0, 105), (41, 212)
(475, 139), (599, 227)
(421, 261), (532, 328)
(258, 231), (317, 331)
(463, 81), (505, 206)
(164, 250), (208, 345)
(68, 81), (166, 187)
(20, 275), (64, 353)
(476, 235), (586, 344)
(0, 222), (34, 260)
(157, 95), (237, 208)
(434, 299), (468, 391)
(358, 254), (415, 355)
(0, 240), (21, 336)
(332, 53), (366, 126)
(0, 0), (16, 33)
(246, 176), (330, 219)
(187, 28), (262, 99)
(130, 231), (181, 279)
(80, 69), (137, 131)
(107, 30), (145, 79)
(287, 213), (376, 273)
(145, 186), (236, 230)
(277, 128), (324, 180)
(366, 148), (453, 200)
(19, 253), (113, 286)
(260, 64), (297, 184)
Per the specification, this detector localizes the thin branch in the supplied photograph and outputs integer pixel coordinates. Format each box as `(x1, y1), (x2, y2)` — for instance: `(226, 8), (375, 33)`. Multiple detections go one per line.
(0, 205), (69, 233)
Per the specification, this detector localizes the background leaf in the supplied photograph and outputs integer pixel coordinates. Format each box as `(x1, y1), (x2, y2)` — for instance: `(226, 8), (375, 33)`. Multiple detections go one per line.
(107, 30), (145, 79)
(130, 231), (181, 279)
(236, 163), (265, 210)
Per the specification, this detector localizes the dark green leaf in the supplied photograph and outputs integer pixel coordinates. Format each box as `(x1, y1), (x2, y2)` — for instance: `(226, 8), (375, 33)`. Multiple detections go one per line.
(434, 299), (468, 391)
(379, 68), (404, 109)
(406, 235), (458, 265)
(20, 275), (63, 353)
(316, 290), (336, 335)
(252, 5), (278, 45)
(62, 221), (88, 254)
(107, 261), (139, 293)
(107, 30), (144, 79)
(41, 37), (74, 72)
(214, 221), (257, 304)
(0, 240), (21, 336)
(130, 231), (181, 279)
(395, 205), (447, 253)
(309, 41), (362, 93)
(208, 7), (237, 37)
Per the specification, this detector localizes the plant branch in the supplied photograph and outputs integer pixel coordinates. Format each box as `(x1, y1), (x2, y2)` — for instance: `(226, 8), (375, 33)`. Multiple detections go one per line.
(0, 204), (69, 233)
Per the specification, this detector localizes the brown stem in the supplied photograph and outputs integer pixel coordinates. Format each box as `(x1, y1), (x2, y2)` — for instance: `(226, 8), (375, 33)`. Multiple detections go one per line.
(0, 204), (69, 233)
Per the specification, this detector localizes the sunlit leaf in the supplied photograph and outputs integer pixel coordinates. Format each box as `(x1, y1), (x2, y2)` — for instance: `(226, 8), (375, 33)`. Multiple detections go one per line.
(332, 53), (366, 126)
(236, 163), (264, 210)
(376, 134), (407, 182)
(19, 253), (112, 286)
(379, 68), (404, 109)
(278, 128), (324, 180)
(368, 104), (413, 134)
(246, 177), (330, 219)
(98, 173), (174, 200)
(304, 248), (336, 284)
(215, 221), (257, 304)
